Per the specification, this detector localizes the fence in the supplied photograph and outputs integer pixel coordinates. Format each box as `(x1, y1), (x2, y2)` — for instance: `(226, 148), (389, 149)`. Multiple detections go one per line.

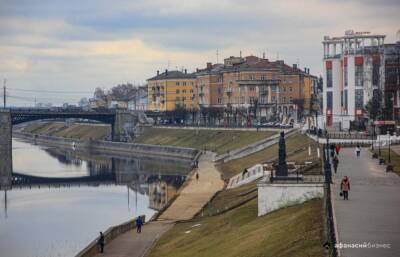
(322, 146), (338, 257)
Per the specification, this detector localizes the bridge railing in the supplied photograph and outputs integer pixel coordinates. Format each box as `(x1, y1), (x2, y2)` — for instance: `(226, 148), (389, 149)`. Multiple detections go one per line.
(75, 215), (145, 257)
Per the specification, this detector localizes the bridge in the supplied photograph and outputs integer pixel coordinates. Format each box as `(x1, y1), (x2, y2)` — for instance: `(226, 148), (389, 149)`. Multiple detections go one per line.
(0, 108), (141, 190)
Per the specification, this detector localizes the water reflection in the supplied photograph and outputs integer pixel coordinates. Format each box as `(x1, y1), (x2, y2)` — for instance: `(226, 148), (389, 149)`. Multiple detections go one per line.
(0, 139), (191, 257)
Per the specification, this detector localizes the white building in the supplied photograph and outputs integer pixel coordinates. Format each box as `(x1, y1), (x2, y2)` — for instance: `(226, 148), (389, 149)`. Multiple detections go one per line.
(322, 30), (386, 129)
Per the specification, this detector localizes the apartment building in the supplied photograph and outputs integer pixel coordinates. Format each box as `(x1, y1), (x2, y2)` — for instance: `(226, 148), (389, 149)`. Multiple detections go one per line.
(147, 70), (196, 112)
(322, 30), (386, 129)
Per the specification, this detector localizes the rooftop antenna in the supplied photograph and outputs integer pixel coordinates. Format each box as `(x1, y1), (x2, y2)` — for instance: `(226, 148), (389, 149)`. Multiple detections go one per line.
(263, 51), (266, 59)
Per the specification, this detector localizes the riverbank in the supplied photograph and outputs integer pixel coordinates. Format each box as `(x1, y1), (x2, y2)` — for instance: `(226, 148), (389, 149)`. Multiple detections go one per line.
(13, 131), (199, 161)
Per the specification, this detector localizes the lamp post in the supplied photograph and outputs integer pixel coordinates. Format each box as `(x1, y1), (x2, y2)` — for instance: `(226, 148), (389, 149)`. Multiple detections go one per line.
(388, 131), (391, 164)
(324, 134), (332, 184)
(371, 123), (375, 151)
(378, 133), (381, 156)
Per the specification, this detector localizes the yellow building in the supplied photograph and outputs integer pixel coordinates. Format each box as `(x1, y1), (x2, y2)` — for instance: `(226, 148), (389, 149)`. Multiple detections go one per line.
(147, 70), (197, 112)
(303, 74), (318, 114)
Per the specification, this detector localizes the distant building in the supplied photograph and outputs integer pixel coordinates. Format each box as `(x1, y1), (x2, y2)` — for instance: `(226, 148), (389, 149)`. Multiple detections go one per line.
(147, 70), (196, 112)
(384, 41), (400, 121)
(128, 86), (148, 111)
(322, 30), (386, 129)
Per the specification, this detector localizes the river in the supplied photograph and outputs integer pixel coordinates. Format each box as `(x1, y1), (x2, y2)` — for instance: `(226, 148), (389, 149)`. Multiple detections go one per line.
(0, 138), (191, 257)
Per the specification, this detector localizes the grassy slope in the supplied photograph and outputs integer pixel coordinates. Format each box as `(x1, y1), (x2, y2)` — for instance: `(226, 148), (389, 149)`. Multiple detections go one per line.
(22, 122), (110, 140)
(217, 133), (321, 179)
(148, 199), (324, 257)
(132, 128), (276, 155)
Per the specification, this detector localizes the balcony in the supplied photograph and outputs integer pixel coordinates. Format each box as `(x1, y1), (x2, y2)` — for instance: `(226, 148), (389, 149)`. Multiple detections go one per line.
(237, 79), (280, 86)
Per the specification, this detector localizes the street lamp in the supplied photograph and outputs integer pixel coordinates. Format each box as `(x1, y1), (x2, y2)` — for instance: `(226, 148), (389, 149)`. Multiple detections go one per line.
(371, 123), (375, 151)
(324, 134), (332, 184)
(388, 131), (391, 164)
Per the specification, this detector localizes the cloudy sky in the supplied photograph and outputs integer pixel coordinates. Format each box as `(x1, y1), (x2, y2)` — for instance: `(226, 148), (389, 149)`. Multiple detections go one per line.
(1, 0), (399, 106)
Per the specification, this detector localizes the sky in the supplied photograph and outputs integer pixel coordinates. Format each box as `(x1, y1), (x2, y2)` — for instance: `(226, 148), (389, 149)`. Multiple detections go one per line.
(0, 0), (399, 106)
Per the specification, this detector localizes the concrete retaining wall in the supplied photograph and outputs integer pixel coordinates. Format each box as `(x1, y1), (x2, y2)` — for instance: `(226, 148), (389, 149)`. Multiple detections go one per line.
(75, 215), (145, 257)
(257, 179), (324, 216)
(13, 131), (198, 160)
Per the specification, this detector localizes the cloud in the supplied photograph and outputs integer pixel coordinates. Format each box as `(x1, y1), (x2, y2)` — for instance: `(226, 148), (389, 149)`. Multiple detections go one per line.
(0, 0), (399, 106)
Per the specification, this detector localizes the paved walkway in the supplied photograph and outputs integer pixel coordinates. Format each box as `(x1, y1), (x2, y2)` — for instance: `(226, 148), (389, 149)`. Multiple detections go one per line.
(332, 148), (400, 257)
(93, 152), (224, 257)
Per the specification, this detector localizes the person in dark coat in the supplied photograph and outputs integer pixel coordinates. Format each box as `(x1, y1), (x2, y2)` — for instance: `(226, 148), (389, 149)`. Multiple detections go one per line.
(136, 216), (143, 233)
(332, 156), (339, 173)
(98, 232), (105, 253)
(340, 176), (350, 200)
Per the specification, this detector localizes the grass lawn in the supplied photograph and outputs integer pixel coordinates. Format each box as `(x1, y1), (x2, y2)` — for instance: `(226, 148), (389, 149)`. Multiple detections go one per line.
(217, 133), (321, 179)
(148, 198), (325, 257)
(372, 149), (400, 176)
(133, 128), (276, 155)
(200, 182), (258, 217)
(22, 122), (110, 140)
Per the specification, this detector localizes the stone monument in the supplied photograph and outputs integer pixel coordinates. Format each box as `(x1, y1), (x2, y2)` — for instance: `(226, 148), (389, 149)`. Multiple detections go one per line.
(275, 131), (288, 177)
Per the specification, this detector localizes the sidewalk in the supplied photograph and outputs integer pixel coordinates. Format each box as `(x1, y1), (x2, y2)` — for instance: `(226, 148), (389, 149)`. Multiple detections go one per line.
(92, 151), (224, 257)
(332, 148), (400, 257)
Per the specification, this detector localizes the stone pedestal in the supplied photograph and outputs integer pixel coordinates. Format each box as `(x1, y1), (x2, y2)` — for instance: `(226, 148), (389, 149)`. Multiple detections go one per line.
(257, 178), (324, 216)
(0, 109), (12, 190)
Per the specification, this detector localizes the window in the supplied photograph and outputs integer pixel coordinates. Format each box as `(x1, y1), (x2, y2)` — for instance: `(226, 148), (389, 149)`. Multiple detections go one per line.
(344, 65), (348, 87)
(289, 97), (293, 103)
(272, 96), (276, 102)
(190, 82), (194, 86)
(289, 87), (293, 92)
(282, 97), (286, 103)
(182, 96), (186, 101)
(355, 89), (363, 109)
(176, 97), (180, 101)
(190, 89), (193, 93)
(217, 87), (222, 94)
(176, 89), (180, 94)
(183, 82), (186, 86)
(217, 98), (222, 104)
(176, 82), (180, 86)
(271, 86), (277, 92)
(355, 65), (363, 87)
(182, 89), (186, 93)
(344, 90), (348, 110)
(326, 69), (333, 88)
(283, 87), (286, 92)
(372, 64), (380, 86)
(250, 86), (255, 91)
(327, 92), (333, 109)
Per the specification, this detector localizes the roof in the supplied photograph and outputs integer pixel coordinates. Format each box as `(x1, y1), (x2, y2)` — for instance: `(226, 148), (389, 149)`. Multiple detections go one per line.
(148, 70), (196, 81)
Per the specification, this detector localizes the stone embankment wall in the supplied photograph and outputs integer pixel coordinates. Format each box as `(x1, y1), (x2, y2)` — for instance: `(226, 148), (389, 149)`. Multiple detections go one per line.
(13, 131), (198, 160)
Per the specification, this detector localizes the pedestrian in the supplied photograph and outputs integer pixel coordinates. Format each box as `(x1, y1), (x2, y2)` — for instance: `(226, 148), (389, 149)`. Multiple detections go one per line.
(335, 144), (341, 156)
(340, 176), (350, 200)
(330, 144), (335, 158)
(136, 216), (143, 233)
(196, 172), (199, 180)
(355, 145), (361, 157)
(98, 232), (105, 253)
(332, 156), (339, 173)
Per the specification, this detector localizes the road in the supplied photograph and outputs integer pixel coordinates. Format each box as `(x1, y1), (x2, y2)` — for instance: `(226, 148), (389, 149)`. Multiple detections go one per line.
(332, 147), (400, 257)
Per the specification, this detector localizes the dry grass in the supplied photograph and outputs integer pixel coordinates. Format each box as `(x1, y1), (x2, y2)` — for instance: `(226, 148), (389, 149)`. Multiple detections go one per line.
(133, 128), (276, 155)
(148, 198), (325, 257)
(217, 133), (321, 179)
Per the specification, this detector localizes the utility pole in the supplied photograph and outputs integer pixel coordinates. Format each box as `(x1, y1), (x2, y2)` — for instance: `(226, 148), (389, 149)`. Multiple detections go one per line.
(3, 79), (6, 108)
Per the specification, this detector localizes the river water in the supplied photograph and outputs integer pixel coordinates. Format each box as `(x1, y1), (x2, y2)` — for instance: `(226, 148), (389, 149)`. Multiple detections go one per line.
(0, 139), (191, 257)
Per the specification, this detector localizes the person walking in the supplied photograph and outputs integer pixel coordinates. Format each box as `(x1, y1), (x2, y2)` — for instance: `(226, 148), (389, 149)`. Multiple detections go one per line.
(355, 145), (361, 157)
(335, 144), (341, 156)
(136, 216), (143, 233)
(196, 172), (199, 181)
(98, 232), (105, 253)
(332, 156), (339, 173)
(340, 176), (350, 200)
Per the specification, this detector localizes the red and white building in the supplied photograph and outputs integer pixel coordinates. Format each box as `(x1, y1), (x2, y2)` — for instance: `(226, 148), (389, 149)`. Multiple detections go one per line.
(322, 30), (386, 129)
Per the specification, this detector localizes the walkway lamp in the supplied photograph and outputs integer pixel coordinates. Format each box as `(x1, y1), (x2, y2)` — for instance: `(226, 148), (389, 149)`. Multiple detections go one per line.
(388, 131), (391, 164)
(371, 123), (375, 151)
(324, 134), (332, 184)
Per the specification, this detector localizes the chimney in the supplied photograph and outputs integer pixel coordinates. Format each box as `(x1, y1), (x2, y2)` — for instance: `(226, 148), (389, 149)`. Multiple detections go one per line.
(184, 69), (187, 74)
(165, 69), (168, 75)
(206, 62), (212, 69)
(263, 52), (266, 59)
(157, 70), (159, 76)
(196, 68), (199, 72)
(293, 64), (297, 70)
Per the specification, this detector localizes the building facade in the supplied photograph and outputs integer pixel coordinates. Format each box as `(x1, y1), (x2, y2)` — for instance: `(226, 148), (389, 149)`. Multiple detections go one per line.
(147, 70), (197, 112)
(322, 30), (386, 129)
(384, 41), (400, 121)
